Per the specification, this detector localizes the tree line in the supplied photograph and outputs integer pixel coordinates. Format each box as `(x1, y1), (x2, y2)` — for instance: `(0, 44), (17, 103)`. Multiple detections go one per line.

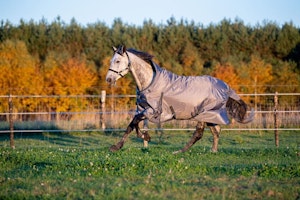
(0, 17), (299, 114)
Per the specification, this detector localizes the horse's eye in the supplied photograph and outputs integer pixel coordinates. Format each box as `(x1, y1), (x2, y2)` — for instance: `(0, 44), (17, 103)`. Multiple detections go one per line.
(116, 60), (120, 64)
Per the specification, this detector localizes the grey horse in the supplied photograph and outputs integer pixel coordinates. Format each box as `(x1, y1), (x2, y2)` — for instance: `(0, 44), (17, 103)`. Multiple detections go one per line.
(106, 45), (254, 154)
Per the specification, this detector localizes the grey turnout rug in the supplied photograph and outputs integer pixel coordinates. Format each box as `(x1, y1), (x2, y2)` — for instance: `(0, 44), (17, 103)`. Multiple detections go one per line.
(136, 62), (241, 125)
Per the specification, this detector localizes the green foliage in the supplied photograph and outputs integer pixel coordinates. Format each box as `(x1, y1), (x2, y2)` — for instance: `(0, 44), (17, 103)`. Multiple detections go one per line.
(0, 17), (299, 114)
(0, 131), (299, 199)
(1, 18), (299, 92)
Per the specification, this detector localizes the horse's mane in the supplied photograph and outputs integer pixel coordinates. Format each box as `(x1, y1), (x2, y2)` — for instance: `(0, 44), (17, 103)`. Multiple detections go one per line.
(127, 48), (154, 65)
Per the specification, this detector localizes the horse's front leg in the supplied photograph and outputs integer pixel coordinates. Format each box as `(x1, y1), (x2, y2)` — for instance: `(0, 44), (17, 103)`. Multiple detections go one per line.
(173, 121), (205, 154)
(110, 113), (145, 152)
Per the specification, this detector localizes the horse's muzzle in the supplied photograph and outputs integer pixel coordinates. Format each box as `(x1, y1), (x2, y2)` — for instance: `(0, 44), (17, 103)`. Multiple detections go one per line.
(106, 77), (112, 84)
(106, 77), (116, 85)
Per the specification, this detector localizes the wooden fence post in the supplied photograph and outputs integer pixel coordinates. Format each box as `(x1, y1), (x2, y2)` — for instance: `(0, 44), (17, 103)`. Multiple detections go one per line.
(274, 92), (279, 147)
(100, 90), (106, 130)
(9, 94), (15, 149)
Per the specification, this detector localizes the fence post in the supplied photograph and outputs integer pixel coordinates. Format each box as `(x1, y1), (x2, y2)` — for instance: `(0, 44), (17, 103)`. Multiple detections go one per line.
(8, 94), (15, 149)
(274, 92), (279, 147)
(100, 90), (106, 130)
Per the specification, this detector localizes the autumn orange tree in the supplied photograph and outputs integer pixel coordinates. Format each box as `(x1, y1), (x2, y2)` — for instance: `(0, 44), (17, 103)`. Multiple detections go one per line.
(237, 55), (273, 94)
(0, 40), (43, 95)
(0, 40), (43, 116)
(212, 62), (241, 92)
(236, 55), (273, 106)
(43, 52), (97, 115)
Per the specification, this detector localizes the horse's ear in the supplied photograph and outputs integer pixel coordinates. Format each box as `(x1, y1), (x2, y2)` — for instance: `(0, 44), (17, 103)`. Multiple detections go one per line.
(112, 46), (117, 52)
(116, 45), (126, 55)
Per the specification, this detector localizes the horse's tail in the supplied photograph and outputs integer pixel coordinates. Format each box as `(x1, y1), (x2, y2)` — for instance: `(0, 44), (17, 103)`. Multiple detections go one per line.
(226, 96), (254, 124)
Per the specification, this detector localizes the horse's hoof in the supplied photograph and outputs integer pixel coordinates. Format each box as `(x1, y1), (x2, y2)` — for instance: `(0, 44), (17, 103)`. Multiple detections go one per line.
(172, 150), (182, 154)
(110, 145), (119, 152)
(211, 148), (218, 153)
(143, 140), (148, 148)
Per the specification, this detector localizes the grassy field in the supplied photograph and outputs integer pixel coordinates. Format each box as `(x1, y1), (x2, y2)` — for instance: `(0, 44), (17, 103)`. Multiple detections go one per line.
(0, 130), (299, 199)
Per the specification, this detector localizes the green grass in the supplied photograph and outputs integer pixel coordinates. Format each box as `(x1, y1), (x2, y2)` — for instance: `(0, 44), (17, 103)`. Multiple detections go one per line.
(0, 130), (299, 199)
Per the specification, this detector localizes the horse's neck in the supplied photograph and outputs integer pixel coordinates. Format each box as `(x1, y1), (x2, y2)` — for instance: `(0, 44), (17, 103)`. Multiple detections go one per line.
(128, 53), (154, 91)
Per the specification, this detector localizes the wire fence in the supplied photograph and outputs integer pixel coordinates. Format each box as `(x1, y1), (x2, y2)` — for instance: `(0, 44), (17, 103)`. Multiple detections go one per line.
(0, 92), (299, 133)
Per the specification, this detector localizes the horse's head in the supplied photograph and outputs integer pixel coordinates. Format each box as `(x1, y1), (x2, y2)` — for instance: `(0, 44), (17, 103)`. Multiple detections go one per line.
(106, 45), (131, 85)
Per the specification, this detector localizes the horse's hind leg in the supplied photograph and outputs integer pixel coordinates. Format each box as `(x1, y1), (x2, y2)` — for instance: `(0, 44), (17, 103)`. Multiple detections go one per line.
(141, 119), (151, 148)
(137, 127), (151, 148)
(207, 123), (221, 153)
(134, 119), (151, 148)
(173, 122), (205, 154)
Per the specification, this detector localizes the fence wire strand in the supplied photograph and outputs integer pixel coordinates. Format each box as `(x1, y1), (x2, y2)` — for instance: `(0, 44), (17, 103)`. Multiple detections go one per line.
(0, 93), (299, 133)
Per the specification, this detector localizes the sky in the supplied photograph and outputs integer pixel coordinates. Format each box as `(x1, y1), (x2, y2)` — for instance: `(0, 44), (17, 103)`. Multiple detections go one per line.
(0, 0), (299, 27)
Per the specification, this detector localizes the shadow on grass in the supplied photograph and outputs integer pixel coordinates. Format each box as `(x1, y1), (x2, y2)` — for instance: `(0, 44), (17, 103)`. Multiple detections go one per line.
(0, 120), (120, 148)
(0, 126), (160, 149)
(1, 131), (75, 147)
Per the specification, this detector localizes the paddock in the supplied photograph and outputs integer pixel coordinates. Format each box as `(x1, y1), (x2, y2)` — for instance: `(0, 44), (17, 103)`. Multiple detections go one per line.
(0, 92), (299, 147)
(0, 92), (299, 199)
